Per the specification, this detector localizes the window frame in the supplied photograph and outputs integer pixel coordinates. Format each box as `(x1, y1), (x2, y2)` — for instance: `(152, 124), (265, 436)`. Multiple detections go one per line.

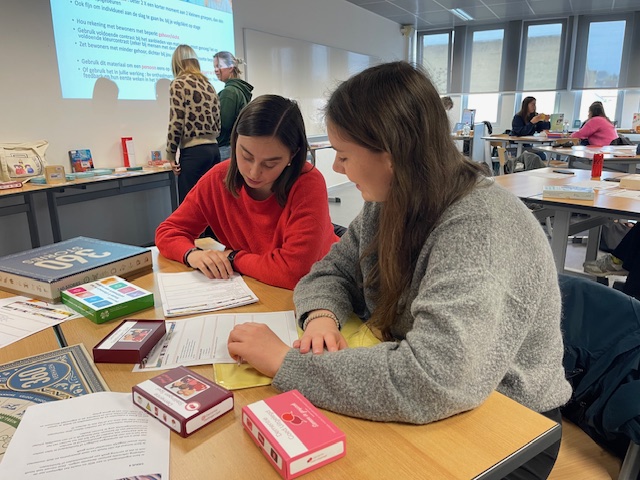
(518, 19), (569, 92)
(417, 29), (454, 94)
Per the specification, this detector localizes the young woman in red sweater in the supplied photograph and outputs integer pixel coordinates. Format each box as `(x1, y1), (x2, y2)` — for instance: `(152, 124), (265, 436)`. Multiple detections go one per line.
(155, 95), (339, 290)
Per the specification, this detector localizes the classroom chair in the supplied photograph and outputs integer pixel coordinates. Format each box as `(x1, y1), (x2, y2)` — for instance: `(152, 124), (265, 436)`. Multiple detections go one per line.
(558, 274), (640, 480)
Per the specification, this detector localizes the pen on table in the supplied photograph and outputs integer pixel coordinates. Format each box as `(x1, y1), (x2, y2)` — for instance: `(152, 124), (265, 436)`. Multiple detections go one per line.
(553, 170), (575, 175)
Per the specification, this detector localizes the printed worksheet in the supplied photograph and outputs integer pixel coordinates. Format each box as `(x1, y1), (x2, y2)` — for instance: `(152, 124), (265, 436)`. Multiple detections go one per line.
(0, 392), (169, 480)
(134, 310), (299, 371)
(157, 271), (258, 317)
(0, 296), (78, 348)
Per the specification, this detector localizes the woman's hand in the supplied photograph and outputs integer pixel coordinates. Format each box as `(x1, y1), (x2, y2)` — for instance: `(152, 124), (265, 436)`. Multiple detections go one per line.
(227, 323), (290, 377)
(294, 313), (348, 354)
(171, 162), (181, 175)
(187, 249), (234, 279)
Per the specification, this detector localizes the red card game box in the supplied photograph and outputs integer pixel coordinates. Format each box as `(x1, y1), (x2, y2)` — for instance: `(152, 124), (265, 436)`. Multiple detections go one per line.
(132, 366), (233, 437)
(93, 319), (166, 364)
(242, 390), (346, 479)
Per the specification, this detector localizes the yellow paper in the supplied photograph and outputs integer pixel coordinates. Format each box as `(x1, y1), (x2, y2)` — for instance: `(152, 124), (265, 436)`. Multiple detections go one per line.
(213, 315), (381, 390)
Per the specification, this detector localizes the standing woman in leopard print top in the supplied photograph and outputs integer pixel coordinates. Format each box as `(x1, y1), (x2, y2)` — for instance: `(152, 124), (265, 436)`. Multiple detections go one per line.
(167, 45), (222, 203)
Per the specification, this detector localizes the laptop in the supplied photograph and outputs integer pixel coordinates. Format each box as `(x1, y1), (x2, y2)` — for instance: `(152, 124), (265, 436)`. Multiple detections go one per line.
(452, 122), (465, 134)
(549, 113), (565, 133)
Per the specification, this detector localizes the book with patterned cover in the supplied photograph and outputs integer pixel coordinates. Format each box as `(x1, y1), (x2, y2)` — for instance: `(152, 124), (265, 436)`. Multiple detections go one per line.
(0, 344), (109, 460)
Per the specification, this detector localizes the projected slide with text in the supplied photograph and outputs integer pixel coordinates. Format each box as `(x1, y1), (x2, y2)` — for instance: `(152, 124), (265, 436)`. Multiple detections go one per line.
(50, 0), (234, 100)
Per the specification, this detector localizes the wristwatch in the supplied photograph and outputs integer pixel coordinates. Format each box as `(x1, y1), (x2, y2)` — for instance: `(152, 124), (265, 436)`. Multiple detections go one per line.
(227, 250), (240, 269)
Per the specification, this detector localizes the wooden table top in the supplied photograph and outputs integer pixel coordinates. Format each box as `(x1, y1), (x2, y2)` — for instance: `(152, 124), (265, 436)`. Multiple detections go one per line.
(0, 167), (173, 198)
(535, 145), (640, 161)
(1, 250), (560, 480)
(494, 168), (640, 217)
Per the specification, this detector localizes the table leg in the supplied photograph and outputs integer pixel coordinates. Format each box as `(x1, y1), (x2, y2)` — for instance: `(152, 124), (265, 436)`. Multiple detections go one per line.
(25, 192), (40, 247)
(628, 163), (637, 174)
(46, 190), (63, 243)
(550, 210), (571, 271)
(585, 225), (602, 262)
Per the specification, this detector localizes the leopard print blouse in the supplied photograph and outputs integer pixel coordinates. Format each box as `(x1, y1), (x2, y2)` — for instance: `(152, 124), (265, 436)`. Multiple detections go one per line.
(166, 73), (221, 161)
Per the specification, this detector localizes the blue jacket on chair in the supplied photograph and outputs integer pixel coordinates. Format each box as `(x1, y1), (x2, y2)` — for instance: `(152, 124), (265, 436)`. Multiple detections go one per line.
(559, 274), (640, 458)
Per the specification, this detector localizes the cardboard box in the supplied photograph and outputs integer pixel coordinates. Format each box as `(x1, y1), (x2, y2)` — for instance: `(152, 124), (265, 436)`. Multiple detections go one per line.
(0, 236), (152, 302)
(61, 275), (154, 324)
(45, 165), (66, 184)
(93, 319), (166, 364)
(542, 185), (595, 200)
(132, 366), (233, 437)
(242, 390), (346, 479)
(620, 174), (640, 191)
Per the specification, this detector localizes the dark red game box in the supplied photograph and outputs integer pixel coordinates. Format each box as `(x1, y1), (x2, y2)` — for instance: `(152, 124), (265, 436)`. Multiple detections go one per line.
(93, 319), (166, 364)
(132, 366), (234, 437)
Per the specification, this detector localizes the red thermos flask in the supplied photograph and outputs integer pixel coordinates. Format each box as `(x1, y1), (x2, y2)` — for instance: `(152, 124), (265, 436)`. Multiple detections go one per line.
(591, 153), (603, 179)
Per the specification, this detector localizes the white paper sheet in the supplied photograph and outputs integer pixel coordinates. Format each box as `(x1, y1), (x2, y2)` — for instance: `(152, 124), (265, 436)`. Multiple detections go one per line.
(0, 392), (169, 480)
(157, 272), (258, 317)
(134, 310), (299, 371)
(0, 296), (79, 348)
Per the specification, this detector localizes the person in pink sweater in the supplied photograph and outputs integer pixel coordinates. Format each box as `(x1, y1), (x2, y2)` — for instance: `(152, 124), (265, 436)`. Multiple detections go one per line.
(156, 95), (339, 290)
(571, 102), (618, 146)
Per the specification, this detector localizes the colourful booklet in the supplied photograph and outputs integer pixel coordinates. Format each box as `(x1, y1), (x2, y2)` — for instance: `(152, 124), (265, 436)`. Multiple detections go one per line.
(68, 149), (94, 172)
(0, 344), (109, 460)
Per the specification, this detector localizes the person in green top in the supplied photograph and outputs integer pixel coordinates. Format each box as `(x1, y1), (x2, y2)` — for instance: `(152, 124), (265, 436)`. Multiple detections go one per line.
(213, 51), (254, 160)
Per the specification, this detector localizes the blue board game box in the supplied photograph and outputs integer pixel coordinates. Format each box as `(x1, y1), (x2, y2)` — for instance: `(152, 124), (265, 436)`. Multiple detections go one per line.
(0, 237), (152, 302)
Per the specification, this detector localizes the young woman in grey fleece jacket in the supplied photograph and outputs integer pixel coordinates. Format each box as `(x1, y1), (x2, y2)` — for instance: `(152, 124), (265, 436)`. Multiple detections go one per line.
(228, 62), (572, 479)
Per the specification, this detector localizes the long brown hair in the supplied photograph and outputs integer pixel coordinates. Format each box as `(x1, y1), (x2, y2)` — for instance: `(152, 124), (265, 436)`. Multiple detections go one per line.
(224, 95), (310, 207)
(516, 96), (536, 124)
(589, 102), (612, 124)
(325, 61), (485, 340)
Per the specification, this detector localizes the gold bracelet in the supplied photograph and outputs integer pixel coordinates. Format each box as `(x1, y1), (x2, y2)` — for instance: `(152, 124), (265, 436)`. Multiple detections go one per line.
(302, 312), (341, 331)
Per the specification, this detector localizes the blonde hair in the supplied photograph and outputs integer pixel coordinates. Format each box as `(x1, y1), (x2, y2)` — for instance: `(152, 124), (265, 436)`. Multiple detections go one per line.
(171, 45), (208, 81)
(214, 51), (244, 77)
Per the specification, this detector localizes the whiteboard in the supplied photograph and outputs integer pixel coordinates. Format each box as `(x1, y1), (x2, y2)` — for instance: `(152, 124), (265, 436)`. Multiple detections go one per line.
(243, 28), (381, 136)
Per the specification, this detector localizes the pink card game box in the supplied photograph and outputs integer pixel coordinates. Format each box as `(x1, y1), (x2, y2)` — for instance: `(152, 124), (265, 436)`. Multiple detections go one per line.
(242, 390), (346, 479)
(132, 366), (233, 437)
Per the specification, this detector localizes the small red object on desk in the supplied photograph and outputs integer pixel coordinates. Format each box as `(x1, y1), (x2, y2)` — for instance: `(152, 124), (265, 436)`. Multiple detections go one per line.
(591, 153), (604, 179)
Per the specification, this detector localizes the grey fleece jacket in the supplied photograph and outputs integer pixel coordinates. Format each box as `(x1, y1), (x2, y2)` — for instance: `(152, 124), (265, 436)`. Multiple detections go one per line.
(274, 179), (572, 424)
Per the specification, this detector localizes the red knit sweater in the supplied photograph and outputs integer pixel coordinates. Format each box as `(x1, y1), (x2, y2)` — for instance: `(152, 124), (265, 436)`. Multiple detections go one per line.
(155, 161), (339, 290)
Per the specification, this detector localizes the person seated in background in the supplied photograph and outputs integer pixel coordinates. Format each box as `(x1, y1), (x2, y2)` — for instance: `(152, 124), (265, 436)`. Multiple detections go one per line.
(441, 96), (453, 111)
(510, 96), (550, 137)
(156, 94), (339, 290)
(584, 222), (640, 300)
(228, 62), (571, 480)
(510, 96), (551, 160)
(571, 102), (618, 146)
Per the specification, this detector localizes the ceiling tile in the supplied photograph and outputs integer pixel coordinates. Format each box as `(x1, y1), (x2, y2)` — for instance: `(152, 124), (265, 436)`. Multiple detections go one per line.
(343, 0), (639, 28)
(389, 0), (443, 13)
(485, 2), (535, 19)
(357, 1), (412, 16)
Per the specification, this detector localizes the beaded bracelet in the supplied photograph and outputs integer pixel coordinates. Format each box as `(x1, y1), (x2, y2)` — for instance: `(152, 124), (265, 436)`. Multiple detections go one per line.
(183, 247), (202, 268)
(302, 312), (341, 331)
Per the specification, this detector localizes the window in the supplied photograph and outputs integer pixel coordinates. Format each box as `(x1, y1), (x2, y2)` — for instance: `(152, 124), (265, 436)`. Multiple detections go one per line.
(521, 91), (557, 116)
(469, 29), (504, 93)
(579, 90), (619, 124)
(522, 23), (563, 91)
(583, 21), (626, 88)
(420, 32), (451, 94)
(467, 93), (500, 123)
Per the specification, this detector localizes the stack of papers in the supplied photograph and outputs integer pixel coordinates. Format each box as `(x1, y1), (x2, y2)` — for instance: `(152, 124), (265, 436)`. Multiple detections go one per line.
(157, 271), (258, 317)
